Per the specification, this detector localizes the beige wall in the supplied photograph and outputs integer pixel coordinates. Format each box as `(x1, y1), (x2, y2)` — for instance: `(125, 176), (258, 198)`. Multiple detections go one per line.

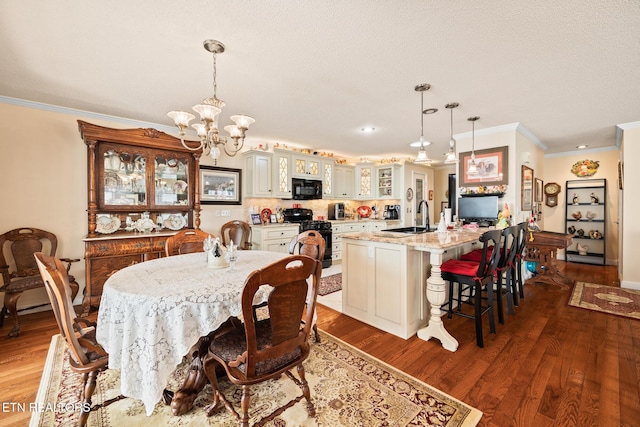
(542, 149), (620, 265)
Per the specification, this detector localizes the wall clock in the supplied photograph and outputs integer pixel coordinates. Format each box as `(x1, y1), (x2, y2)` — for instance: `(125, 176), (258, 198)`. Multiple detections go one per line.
(406, 187), (413, 201)
(544, 182), (561, 207)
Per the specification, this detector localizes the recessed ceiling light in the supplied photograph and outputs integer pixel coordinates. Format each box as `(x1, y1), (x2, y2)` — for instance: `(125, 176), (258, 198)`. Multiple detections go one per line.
(361, 127), (376, 133)
(577, 145), (588, 149)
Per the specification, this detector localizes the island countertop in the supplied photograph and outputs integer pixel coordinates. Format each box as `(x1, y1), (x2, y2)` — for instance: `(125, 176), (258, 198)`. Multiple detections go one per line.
(341, 228), (488, 251)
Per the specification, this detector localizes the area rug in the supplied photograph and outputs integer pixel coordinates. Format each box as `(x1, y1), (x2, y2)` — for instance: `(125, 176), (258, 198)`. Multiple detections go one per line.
(31, 331), (481, 427)
(568, 282), (640, 320)
(318, 273), (342, 296)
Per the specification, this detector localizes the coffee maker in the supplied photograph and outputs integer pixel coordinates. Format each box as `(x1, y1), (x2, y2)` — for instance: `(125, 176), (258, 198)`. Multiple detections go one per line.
(383, 204), (400, 220)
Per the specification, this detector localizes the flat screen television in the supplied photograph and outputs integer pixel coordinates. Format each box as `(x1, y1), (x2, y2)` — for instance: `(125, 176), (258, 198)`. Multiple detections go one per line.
(457, 196), (499, 226)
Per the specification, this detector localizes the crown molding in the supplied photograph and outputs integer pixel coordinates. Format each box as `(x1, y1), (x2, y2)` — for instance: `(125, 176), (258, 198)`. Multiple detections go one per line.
(454, 122), (547, 151)
(0, 95), (179, 136)
(616, 121), (640, 148)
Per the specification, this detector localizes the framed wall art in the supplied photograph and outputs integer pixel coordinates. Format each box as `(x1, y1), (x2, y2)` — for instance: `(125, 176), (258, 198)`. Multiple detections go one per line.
(458, 146), (509, 187)
(200, 166), (242, 205)
(535, 178), (544, 202)
(521, 165), (534, 211)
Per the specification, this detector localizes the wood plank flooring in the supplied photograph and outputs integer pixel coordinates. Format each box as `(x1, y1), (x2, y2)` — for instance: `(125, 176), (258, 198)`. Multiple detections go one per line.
(1, 261), (638, 426)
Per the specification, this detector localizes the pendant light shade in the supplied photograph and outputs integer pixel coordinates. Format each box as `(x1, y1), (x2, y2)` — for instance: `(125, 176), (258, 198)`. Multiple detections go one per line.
(443, 102), (459, 164)
(413, 84), (435, 165)
(466, 116), (480, 175)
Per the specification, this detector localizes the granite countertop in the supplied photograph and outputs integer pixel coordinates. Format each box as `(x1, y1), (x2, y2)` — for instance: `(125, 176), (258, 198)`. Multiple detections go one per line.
(341, 228), (488, 250)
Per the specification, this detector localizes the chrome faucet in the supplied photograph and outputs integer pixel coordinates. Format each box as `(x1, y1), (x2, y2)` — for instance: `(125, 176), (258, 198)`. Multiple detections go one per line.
(417, 199), (430, 231)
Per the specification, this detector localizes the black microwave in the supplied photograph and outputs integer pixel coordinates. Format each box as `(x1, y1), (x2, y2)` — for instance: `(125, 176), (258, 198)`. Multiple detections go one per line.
(292, 178), (323, 200)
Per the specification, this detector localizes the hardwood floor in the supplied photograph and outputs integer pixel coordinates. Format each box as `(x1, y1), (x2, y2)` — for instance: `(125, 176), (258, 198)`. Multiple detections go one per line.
(1, 262), (638, 426)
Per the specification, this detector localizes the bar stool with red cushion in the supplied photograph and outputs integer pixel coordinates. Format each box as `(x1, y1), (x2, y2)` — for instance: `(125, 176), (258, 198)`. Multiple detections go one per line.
(441, 229), (503, 348)
(493, 225), (520, 324)
(512, 222), (528, 300)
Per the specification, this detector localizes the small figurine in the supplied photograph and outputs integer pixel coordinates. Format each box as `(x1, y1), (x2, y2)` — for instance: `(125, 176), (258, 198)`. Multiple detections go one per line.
(576, 228), (585, 237)
(571, 211), (582, 221)
(528, 212), (541, 241)
(590, 193), (599, 204)
(568, 225), (576, 234)
(586, 211), (596, 221)
(437, 211), (447, 232)
(572, 193), (579, 205)
(589, 230), (603, 240)
(496, 203), (511, 229)
(577, 242), (589, 255)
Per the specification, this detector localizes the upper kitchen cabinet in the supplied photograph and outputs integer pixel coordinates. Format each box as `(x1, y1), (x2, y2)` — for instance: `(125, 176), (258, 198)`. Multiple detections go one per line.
(322, 160), (334, 198)
(333, 165), (356, 199)
(356, 164), (373, 199)
(243, 150), (273, 197)
(292, 153), (321, 179)
(78, 120), (201, 237)
(272, 149), (292, 198)
(376, 164), (401, 199)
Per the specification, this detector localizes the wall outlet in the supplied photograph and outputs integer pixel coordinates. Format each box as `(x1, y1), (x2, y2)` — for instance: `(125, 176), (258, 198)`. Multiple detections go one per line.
(215, 210), (221, 217)
(221, 210), (231, 217)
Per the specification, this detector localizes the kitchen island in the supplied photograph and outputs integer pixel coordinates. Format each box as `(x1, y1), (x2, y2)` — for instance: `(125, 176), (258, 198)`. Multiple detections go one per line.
(340, 228), (487, 351)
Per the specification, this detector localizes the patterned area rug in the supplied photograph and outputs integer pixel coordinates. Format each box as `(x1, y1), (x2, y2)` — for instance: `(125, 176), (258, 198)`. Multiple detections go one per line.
(319, 273), (342, 296)
(31, 331), (481, 427)
(569, 282), (640, 320)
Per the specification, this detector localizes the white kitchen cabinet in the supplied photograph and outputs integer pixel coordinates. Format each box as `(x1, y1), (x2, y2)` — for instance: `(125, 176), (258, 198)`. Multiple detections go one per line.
(292, 154), (321, 179)
(250, 224), (299, 253)
(333, 165), (355, 199)
(342, 239), (427, 339)
(243, 151), (273, 197)
(330, 220), (386, 262)
(375, 164), (401, 199)
(356, 164), (373, 199)
(322, 160), (334, 198)
(272, 149), (292, 198)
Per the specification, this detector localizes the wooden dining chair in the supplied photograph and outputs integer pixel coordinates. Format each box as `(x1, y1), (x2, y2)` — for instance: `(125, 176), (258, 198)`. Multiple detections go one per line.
(220, 220), (252, 250)
(34, 252), (124, 426)
(164, 229), (211, 256)
(0, 227), (80, 337)
(202, 255), (322, 427)
(289, 230), (326, 342)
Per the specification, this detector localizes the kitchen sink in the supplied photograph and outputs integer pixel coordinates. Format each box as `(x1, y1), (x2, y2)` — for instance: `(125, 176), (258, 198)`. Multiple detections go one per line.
(383, 226), (433, 234)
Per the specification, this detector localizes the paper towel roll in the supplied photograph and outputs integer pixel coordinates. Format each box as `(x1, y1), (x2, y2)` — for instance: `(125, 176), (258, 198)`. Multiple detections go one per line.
(444, 208), (452, 224)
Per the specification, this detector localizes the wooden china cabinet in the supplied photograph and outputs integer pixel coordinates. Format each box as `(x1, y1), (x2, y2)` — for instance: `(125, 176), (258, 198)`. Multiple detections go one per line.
(78, 121), (202, 315)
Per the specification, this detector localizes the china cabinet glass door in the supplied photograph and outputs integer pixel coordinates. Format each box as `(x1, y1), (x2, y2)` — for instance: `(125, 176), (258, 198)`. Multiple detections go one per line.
(102, 148), (147, 206)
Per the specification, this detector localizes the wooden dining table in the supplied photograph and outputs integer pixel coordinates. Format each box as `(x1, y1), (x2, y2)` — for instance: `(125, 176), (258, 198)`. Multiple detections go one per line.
(95, 250), (288, 416)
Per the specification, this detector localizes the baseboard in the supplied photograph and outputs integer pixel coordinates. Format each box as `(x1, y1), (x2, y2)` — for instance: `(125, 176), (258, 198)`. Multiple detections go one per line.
(620, 280), (640, 290)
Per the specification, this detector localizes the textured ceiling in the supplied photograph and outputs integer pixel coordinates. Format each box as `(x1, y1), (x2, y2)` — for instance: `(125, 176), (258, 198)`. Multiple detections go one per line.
(1, 0), (638, 162)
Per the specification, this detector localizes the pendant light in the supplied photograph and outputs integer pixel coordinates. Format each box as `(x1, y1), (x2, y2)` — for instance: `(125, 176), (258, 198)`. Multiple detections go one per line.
(413, 83), (435, 165)
(443, 102), (459, 164)
(467, 116), (480, 175)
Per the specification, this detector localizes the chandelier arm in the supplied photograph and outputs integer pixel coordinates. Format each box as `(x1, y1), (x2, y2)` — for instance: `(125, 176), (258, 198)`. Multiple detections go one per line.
(222, 137), (245, 157)
(179, 137), (205, 152)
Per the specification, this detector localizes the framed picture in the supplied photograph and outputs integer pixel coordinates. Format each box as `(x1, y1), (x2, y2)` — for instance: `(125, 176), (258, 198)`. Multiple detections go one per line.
(200, 166), (241, 205)
(428, 190), (434, 200)
(250, 214), (262, 225)
(458, 146), (509, 187)
(441, 201), (448, 212)
(535, 178), (544, 202)
(521, 165), (534, 211)
(270, 214), (277, 223)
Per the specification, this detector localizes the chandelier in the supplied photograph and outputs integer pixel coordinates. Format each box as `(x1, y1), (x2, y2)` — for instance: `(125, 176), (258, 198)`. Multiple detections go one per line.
(412, 84), (436, 165)
(443, 102), (459, 163)
(467, 116), (480, 175)
(167, 40), (255, 165)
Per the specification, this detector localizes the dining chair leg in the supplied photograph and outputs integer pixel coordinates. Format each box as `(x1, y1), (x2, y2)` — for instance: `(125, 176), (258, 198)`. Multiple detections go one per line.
(516, 258), (525, 299)
(240, 385), (251, 427)
(473, 283), (484, 348)
(486, 282), (496, 334)
(494, 272), (505, 325)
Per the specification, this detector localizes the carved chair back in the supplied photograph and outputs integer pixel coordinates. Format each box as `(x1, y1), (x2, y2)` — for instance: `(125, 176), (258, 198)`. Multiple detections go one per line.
(220, 220), (252, 250)
(288, 230), (326, 261)
(164, 229), (211, 256)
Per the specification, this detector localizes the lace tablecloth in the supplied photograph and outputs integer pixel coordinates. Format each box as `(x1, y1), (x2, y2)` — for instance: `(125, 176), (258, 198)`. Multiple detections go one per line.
(96, 250), (287, 415)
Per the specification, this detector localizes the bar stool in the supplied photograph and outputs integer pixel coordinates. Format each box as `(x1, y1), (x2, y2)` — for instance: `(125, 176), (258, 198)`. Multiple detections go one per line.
(513, 222), (528, 300)
(494, 225), (519, 324)
(441, 229), (503, 348)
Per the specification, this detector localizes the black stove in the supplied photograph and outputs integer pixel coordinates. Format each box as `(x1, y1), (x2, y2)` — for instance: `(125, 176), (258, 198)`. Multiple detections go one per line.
(283, 208), (332, 268)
